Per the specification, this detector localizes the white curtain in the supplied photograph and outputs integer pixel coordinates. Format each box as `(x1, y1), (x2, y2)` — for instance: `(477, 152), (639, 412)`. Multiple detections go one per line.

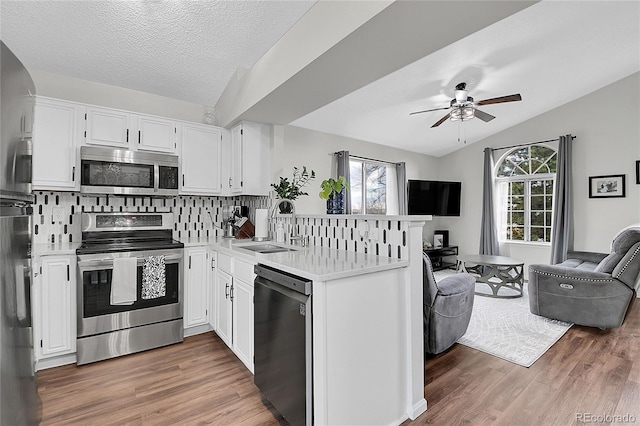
(386, 164), (399, 215)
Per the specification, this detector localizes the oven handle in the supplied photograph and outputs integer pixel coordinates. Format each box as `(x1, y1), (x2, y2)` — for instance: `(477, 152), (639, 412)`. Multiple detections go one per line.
(77, 252), (183, 270)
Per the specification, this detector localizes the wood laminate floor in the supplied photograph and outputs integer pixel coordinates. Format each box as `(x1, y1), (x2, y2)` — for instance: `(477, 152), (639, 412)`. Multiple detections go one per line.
(38, 299), (640, 425)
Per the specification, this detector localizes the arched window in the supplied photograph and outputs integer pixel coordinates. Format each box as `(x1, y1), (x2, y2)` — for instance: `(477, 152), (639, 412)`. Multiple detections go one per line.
(495, 145), (557, 242)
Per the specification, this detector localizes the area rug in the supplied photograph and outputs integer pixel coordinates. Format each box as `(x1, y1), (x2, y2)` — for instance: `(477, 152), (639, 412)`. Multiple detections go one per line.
(433, 270), (573, 367)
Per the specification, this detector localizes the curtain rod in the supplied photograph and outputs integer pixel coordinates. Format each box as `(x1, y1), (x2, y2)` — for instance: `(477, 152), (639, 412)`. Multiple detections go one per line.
(341, 153), (398, 166)
(489, 135), (575, 152)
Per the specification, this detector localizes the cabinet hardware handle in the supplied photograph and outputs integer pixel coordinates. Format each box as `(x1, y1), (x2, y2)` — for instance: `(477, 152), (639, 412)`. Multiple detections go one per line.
(138, 130), (141, 144)
(225, 283), (229, 299)
(182, 174), (185, 186)
(126, 129), (129, 142)
(188, 255), (191, 269)
(230, 284), (234, 301)
(66, 265), (70, 281)
(72, 166), (75, 181)
(229, 177), (232, 187)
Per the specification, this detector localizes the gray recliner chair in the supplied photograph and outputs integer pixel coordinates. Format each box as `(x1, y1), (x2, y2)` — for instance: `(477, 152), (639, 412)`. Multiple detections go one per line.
(528, 227), (640, 329)
(423, 254), (475, 354)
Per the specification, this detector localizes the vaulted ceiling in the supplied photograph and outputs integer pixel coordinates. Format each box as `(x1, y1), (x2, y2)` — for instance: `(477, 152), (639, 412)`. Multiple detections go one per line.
(2, 1), (638, 157)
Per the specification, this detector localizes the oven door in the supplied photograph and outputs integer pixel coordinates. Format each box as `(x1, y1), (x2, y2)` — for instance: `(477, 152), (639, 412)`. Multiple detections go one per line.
(76, 248), (183, 338)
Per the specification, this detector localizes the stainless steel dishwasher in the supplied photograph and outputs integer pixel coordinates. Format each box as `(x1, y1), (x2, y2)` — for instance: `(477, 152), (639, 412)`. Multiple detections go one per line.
(254, 264), (312, 426)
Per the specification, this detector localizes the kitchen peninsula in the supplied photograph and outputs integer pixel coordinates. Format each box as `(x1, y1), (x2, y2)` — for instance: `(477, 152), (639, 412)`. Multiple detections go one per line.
(183, 214), (430, 425)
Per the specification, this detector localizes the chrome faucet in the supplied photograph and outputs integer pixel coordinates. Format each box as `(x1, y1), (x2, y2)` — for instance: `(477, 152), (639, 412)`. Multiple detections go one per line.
(271, 199), (302, 245)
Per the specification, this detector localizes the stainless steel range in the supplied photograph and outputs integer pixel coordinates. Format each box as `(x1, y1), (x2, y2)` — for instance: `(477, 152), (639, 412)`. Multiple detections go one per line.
(76, 212), (184, 365)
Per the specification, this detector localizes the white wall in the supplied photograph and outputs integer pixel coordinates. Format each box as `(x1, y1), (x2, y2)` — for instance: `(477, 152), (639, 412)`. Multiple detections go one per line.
(273, 125), (441, 218)
(437, 73), (640, 268)
(30, 70), (207, 123)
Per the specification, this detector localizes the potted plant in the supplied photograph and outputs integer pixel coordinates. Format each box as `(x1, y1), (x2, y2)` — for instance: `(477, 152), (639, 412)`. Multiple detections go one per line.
(271, 166), (315, 213)
(319, 176), (350, 214)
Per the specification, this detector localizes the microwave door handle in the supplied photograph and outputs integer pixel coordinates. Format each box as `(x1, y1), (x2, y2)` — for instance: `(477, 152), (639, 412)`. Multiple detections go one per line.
(154, 163), (159, 192)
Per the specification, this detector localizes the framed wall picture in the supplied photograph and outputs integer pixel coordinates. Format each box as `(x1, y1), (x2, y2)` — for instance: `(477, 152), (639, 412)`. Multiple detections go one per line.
(636, 160), (640, 184)
(589, 174), (626, 198)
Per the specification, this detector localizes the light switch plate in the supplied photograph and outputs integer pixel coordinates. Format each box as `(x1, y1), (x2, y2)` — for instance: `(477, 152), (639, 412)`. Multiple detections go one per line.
(52, 207), (64, 224)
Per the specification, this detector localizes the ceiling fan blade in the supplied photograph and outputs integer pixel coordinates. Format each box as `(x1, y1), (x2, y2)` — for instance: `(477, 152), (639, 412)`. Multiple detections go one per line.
(409, 106), (450, 116)
(476, 94), (522, 106)
(474, 109), (496, 122)
(431, 112), (451, 128)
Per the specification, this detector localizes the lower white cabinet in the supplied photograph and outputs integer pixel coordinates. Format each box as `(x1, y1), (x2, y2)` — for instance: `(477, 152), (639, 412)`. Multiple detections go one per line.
(215, 269), (233, 348)
(214, 253), (254, 372)
(184, 246), (209, 329)
(33, 255), (76, 361)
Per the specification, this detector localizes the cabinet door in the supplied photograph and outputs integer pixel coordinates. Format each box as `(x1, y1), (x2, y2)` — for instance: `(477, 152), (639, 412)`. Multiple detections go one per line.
(237, 121), (271, 195)
(39, 256), (76, 358)
(181, 123), (222, 195)
(85, 106), (131, 148)
(229, 125), (243, 194)
(137, 114), (176, 153)
(232, 277), (254, 373)
(215, 270), (233, 348)
(184, 247), (209, 328)
(208, 250), (217, 330)
(32, 98), (83, 190)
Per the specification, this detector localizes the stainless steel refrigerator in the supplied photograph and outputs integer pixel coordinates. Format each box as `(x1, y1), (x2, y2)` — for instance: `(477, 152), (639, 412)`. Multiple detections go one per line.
(1, 40), (40, 425)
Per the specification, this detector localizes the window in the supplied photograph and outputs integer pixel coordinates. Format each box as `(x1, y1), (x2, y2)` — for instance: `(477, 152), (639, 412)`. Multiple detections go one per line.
(496, 145), (557, 242)
(349, 158), (398, 215)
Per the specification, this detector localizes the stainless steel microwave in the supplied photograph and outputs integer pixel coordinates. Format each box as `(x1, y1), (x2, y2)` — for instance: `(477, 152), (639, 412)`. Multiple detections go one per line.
(80, 146), (179, 196)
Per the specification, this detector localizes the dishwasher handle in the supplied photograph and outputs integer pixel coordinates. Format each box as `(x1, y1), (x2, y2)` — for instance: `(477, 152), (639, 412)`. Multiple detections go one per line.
(254, 264), (312, 295)
(254, 275), (310, 305)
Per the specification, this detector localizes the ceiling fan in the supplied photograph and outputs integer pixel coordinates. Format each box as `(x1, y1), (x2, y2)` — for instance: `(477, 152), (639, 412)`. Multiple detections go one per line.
(410, 82), (522, 128)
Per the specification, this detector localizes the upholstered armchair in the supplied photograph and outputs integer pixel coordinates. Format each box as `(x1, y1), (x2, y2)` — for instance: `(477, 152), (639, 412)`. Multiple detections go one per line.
(423, 254), (475, 354)
(528, 227), (640, 329)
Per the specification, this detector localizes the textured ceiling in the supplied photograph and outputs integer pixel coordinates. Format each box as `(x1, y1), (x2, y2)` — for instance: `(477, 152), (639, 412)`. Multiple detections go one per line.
(0, 0), (315, 107)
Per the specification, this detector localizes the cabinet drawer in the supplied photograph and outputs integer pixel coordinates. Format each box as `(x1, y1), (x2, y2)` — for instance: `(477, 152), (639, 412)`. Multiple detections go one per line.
(218, 253), (232, 274)
(234, 259), (255, 284)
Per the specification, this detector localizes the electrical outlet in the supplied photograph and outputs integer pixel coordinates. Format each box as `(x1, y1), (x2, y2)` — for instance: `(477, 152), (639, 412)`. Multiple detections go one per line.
(52, 207), (64, 224)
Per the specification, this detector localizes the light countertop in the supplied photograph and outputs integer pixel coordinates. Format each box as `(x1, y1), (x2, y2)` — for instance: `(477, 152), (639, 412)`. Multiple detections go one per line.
(179, 236), (408, 282)
(32, 242), (81, 257)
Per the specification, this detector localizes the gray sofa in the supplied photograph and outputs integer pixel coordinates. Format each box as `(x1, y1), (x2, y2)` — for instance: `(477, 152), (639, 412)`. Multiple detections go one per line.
(528, 227), (640, 329)
(423, 254), (475, 354)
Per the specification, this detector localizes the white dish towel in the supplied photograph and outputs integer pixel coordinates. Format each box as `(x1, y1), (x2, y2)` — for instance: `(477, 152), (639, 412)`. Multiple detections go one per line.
(111, 257), (138, 305)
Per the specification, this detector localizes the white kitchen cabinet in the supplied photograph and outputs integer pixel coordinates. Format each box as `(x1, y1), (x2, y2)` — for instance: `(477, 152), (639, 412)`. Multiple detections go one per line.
(180, 123), (223, 195)
(85, 106), (131, 148)
(215, 269), (233, 348)
(32, 97), (83, 191)
(184, 246), (209, 329)
(229, 121), (271, 196)
(85, 107), (176, 153)
(137, 114), (176, 153)
(232, 275), (254, 372)
(214, 253), (254, 371)
(33, 255), (76, 360)
(208, 250), (217, 330)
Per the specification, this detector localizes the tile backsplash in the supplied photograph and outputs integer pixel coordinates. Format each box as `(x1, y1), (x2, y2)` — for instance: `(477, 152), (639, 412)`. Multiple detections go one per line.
(32, 192), (409, 259)
(32, 191), (268, 245)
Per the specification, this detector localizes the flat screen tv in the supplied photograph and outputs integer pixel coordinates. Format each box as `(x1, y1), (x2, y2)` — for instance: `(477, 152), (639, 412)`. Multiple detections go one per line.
(408, 180), (461, 216)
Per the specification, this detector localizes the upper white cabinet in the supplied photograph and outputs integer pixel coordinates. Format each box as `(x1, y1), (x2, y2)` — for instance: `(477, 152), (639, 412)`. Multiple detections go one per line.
(32, 97), (83, 191)
(137, 114), (176, 153)
(180, 123), (224, 195)
(227, 121), (271, 196)
(84, 106), (176, 153)
(85, 106), (130, 148)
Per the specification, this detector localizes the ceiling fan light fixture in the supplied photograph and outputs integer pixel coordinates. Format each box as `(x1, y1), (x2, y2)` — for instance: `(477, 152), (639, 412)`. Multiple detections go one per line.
(450, 105), (475, 122)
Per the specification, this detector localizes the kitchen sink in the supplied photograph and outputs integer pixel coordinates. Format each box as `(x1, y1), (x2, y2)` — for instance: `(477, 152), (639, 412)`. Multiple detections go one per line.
(236, 244), (301, 254)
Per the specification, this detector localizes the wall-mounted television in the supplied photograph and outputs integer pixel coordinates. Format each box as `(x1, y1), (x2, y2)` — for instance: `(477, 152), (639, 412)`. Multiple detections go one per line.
(408, 180), (461, 216)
